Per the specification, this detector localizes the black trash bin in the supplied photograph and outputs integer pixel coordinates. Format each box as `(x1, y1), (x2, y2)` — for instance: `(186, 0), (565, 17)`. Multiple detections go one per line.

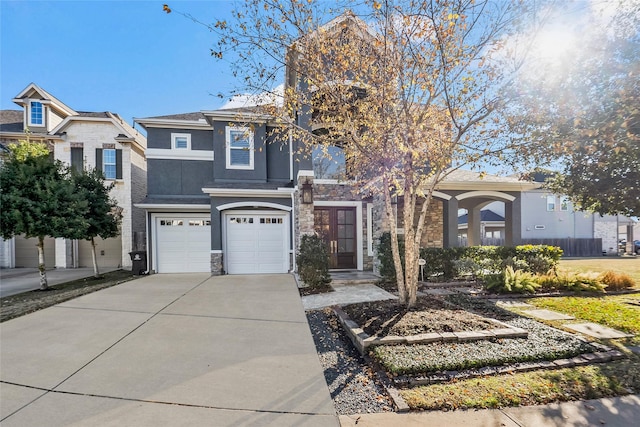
(129, 251), (147, 275)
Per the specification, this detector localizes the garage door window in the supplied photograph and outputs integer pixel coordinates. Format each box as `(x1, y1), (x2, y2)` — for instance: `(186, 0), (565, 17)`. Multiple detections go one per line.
(229, 217), (253, 224)
(260, 217), (283, 224)
(160, 220), (183, 226)
(189, 220), (211, 226)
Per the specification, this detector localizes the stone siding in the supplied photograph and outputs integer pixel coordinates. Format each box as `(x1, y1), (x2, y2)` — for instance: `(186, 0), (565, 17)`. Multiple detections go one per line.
(211, 252), (223, 275)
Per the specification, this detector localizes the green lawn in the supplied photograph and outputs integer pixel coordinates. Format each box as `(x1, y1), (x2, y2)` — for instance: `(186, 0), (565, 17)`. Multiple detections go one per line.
(526, 294), (640, 335)
(401, 361), (640, 410)
(559, 257), (640, 287)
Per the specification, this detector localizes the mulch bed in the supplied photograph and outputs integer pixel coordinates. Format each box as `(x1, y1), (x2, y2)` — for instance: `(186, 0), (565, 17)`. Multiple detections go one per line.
(341, 296), (498, 337)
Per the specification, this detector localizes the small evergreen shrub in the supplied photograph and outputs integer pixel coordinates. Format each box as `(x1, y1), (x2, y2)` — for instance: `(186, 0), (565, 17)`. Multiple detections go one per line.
(296, 234), (331, 287)
(377, 232), (405, 282)
(598, 271), (635, 291)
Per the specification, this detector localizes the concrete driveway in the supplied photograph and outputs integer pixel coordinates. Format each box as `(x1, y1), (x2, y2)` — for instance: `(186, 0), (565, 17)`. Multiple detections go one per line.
(0, 274), (338, 426)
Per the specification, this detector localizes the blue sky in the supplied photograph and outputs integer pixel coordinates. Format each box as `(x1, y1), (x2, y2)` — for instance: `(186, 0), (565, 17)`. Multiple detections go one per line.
(1, 0), (241, 127)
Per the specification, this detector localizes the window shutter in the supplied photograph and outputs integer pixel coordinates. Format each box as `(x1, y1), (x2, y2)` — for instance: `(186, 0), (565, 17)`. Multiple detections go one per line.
(71, 147), (83, 171)
(116, 149), (123, 179)
(96, 148), (103, 172)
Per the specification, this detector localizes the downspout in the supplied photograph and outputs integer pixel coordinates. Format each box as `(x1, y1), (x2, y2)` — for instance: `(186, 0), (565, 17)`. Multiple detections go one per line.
(289, 131), (296, 272)
(291, 190), (297, 273)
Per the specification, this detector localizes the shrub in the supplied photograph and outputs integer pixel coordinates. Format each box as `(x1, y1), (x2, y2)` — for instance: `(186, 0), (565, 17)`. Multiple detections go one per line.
(485, 266), (540, 294)
(377, 232), (405, 282)
(598, 271), (635, 291)
(296, 234), (331, 287)
(536, 271), (606, 293)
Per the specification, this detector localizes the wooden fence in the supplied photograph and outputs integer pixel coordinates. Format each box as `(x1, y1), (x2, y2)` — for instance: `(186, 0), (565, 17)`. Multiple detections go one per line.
(457, 237), (603, 257)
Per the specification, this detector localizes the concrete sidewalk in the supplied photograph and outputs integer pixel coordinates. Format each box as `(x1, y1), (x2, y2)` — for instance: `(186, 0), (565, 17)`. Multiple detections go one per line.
(339, 394), (640, 426)
(0, 274), (338, 426)
(0, 267), (120, 298)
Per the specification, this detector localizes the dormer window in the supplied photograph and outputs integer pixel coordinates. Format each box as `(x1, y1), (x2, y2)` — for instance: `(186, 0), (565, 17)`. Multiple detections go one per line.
(172, 133), (191, 150)
(226, 126), (254, 170)
(29, 101), (44, 126)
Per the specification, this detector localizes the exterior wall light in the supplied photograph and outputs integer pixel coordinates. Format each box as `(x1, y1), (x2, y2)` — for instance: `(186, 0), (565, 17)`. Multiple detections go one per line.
(301, 180), (313, 204)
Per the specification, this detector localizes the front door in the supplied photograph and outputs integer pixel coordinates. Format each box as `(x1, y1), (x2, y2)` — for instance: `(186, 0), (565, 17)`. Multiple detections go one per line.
(314, 207), (357, 269)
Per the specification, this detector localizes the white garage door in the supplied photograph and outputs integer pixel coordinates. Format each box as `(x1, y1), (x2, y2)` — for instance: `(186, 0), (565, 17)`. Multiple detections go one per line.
(225, 213), (288, 274)
(156, 217), (211, 273)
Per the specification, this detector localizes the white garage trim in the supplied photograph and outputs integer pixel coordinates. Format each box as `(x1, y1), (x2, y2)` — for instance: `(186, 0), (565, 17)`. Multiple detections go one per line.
(216, 201), (292, 212)
(222, 210), (290, 274)
(151, 213), (212, 273)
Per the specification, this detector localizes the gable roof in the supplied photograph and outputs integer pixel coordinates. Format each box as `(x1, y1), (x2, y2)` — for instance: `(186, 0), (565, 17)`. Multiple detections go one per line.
(0, 110), (24, 133)
(12, 83), (78, 117)
(458, 209), (505, 224)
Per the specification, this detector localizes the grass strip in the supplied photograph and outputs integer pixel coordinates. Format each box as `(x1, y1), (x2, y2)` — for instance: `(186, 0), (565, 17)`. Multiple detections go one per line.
(526, 295), (640, 334)
(401, 359), (639, 410)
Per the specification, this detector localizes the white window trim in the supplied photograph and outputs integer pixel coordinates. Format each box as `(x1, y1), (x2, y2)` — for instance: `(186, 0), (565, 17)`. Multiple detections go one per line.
(103, 148), (117, 180)
(367, 203), (373, 256)
(546, 195), (556, 211)
(560, 196), (570, 211)
(225, 126), (254, 170)
(171, 133), (191, 150)
(28, 100), (45, 127)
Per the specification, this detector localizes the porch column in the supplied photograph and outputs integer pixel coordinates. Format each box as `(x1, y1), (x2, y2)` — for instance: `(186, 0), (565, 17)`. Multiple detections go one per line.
(467, 207), (482, 246)
(504, 196), (522, 246)
(442, 197), (459, 248)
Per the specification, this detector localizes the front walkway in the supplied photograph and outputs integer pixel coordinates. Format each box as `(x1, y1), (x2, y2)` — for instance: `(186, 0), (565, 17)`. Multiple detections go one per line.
(0, 274), (338, 426)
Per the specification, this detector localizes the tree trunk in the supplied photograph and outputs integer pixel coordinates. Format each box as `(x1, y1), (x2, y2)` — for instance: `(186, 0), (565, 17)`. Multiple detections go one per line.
(37, 236), (48, 290)
(90, 237), (100, 278)
(383, 175), (406, 304)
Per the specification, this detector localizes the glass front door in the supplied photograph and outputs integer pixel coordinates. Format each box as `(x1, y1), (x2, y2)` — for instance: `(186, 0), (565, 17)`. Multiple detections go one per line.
(314, 207), (357, 269)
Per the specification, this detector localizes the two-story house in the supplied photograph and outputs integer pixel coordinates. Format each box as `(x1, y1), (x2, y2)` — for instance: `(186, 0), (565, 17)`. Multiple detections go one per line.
(134, 15), (543, 276)
(0, 83), (147, 269)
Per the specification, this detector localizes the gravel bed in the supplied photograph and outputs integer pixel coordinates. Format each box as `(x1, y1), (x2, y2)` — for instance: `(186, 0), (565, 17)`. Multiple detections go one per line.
(306, 309), (395, 415)
(372, 317), (596, 375)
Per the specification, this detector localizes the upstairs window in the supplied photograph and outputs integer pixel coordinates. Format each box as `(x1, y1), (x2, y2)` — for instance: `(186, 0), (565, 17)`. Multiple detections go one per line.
(96, 147), (122, 180)
(172, 133), (190, 149)
(103, 149), (117, 179)
(226, 126), (254, 170)
(312, 144), (347, 180)
(29, 101), (44, 126)
(546, 195), (556, 211)
(560, 196), (570, 211)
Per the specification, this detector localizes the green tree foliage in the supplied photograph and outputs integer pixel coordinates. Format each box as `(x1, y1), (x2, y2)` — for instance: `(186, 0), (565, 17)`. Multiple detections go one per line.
(0, 142), (88, 289)
(518, 2), (640, 216)
(70, 168), (122, 278)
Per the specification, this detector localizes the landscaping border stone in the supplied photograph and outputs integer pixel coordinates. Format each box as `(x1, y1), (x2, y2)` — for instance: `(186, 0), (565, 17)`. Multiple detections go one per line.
(332, 306), (528, 355)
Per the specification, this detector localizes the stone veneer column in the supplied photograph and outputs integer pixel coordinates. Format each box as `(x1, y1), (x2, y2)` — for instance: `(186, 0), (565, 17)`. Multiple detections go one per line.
(210, 252), (223, 275)
(295, 176), (316, 260)
(371, 191), (390, 275)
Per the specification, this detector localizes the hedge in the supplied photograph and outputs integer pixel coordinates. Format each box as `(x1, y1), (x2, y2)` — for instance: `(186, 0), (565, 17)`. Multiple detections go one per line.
(377, 232), (563, 282)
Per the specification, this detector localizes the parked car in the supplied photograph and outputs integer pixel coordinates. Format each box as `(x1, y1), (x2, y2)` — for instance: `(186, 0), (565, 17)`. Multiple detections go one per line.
(619, 239), (640, 254)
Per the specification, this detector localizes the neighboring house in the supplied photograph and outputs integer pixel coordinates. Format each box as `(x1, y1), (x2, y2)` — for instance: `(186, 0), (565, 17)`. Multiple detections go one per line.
(458, 209), (505, 240)
(463, 190), (635, 256)
(0, 83), (147, 269)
